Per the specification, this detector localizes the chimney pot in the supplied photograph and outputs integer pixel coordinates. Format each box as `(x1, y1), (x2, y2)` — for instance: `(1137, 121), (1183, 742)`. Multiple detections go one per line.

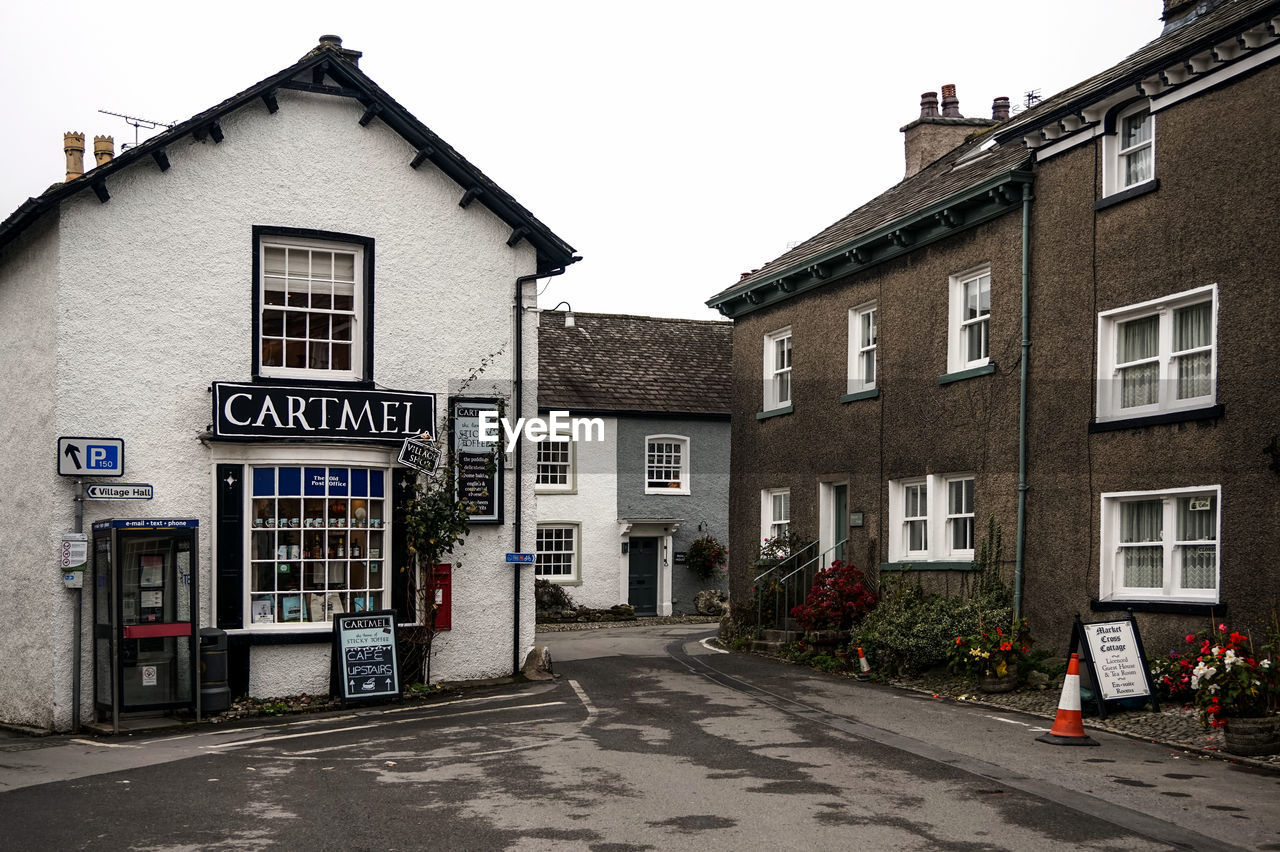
(93, 135), (115, 167)
(992, 96), (1011, 122)
(940, 84), (962, 118)
(319, 34), (343, 46)
(919, 91), (939, 118)
(64, 132), (85, 182)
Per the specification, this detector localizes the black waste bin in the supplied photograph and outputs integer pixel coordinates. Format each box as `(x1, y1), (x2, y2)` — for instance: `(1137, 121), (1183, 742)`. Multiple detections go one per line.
(199, 627), (231, 713)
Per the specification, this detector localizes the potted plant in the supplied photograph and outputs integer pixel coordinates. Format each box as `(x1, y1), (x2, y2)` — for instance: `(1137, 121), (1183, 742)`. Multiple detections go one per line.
(685, 534), (728, 583)
(1183, 622), (1279, 756)
(949, 619), (1033, 693)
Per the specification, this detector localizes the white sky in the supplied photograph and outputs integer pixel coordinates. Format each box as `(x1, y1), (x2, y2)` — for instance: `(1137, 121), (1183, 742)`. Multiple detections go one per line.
(1, 1), (1162, 320)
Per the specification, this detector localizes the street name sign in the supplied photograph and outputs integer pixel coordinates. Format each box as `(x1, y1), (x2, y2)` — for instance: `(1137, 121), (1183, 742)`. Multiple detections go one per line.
(505, 553), (535, 564)
(85, 483), (154, 500)
(58, 437), (125, 477)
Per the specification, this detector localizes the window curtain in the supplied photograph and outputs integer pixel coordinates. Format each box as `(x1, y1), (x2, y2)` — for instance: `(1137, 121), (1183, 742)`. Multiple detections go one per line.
(1122, 111), (1153, 186)
(1177, 496), (1217, 589)
(1120, 499), (1162, 587)
(1119, 315), (1159, 408)
(1173, 302), (1211, 399)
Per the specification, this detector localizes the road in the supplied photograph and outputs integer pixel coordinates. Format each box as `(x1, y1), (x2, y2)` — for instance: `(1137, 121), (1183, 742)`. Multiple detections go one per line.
(1, 624), (1277, 850)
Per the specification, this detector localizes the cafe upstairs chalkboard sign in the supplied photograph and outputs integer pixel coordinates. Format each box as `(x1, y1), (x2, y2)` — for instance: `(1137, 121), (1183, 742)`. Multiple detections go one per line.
(333, 611), (401, 701)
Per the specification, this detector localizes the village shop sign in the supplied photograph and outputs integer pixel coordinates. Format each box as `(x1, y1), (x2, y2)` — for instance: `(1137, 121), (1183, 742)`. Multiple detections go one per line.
(212, 382), (435, 444)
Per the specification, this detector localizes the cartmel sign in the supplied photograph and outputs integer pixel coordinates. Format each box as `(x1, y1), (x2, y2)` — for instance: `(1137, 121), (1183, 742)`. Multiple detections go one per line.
(332, 611), (401, 701)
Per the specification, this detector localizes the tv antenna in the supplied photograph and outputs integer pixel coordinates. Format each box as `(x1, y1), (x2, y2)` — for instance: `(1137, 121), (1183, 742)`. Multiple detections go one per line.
(1022, 89), (1042, 109)
(97, 110), (174, 150)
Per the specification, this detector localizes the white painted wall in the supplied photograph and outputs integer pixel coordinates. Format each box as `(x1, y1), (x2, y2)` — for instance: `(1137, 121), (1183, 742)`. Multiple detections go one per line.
(0, 88), (547, 727)
(535, 416), (621, 610)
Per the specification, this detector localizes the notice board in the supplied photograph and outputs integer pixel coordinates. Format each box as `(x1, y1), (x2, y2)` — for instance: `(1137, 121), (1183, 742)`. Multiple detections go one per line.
(332, 610), (401, 701)
(451, 397), (502, 524)
(1071, 614), (1158, 718)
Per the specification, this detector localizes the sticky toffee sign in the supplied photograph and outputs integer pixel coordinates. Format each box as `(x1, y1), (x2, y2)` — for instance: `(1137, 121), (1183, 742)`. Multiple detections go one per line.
(213, 383), (435, 444)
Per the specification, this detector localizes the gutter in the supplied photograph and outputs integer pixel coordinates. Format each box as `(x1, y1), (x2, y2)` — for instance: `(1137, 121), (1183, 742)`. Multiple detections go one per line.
(512, 262), (577, 675)
(1014, 182), (1033, 619)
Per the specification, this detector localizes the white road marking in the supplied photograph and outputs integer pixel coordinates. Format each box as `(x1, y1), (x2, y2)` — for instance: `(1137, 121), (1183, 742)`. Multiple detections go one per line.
(68, 739), (141, 749)
(986, 716), (1030, 727)
(569, 680), (597, 722)
(699, 637), (729, 654)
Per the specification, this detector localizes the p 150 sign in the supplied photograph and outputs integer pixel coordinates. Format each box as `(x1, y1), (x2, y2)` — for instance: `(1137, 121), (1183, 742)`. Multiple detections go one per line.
(213, 383), (435, 444)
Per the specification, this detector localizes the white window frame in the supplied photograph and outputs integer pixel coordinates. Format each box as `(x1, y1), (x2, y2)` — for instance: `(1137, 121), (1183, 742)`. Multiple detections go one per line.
(763, 327), (793, 411)
(1096, 285), (1217, 422)
(760, 488), (791, 546)
(887, 474), (976, 562)
(258, 234), (365, 382)
(535, 523), (580, 582)
(947, 267), (991, 373)
(1103, 102), (1155, 197)
(644, 435), (690, 495)
(847, 302), (877, 394)
(1099, 486), (1220, 604)
(534, 439), (575, 493)
(243, 463), (391, 629)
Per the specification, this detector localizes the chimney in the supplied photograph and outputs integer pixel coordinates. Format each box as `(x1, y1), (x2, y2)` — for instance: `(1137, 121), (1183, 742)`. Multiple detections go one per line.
(900, 84), (999, 179)
(306, 34), (363, 66)
(1162, 0), (1229, 34)
(992, 96), (1011, 122)
(940, 84), (962, 117)
(93, 135), (115, 167)
(64, 132), (85, 182)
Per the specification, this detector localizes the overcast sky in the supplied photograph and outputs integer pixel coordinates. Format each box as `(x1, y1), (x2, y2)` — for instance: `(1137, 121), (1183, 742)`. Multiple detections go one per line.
(2, 2), (1162, 320)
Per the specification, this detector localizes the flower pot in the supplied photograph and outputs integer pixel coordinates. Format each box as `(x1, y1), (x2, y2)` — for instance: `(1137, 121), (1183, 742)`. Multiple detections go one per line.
(1223, 715), (1280, 757)
(979, 673), (1018, 694)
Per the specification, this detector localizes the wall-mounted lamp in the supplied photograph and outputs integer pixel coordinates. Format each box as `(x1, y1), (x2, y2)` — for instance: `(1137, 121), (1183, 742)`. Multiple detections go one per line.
(552, 301), (574, 328)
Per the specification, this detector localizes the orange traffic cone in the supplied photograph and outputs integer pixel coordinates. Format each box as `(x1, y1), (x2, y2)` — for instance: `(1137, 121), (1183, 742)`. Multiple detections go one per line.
(855, 647), (872, 681)
(1036, 653), (1099, 746)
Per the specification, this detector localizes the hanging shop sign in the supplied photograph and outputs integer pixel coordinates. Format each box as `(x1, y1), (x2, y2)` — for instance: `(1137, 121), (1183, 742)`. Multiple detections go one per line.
(397, 434), (440, 474)
(332, 610), (401, 701)
(451, 397), (503, 524)
(212, 383), (435, 444)
(1070, 614), (1159, 719)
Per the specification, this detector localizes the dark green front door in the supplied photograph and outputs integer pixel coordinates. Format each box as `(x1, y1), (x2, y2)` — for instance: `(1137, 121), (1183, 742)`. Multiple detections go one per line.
(628, 537), (659, 616)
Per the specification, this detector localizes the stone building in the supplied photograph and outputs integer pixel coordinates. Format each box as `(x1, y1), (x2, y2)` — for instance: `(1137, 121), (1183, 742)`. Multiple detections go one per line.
(707, 0), (1280, 651)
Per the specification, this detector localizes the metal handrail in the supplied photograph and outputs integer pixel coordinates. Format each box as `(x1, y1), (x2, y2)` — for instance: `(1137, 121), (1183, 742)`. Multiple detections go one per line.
(777, 538), (847, 641)
(754, 540), (818, 632)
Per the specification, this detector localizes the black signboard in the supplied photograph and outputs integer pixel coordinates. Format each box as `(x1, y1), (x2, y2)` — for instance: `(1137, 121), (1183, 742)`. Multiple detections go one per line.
(451, 397), (503, 524)
(1069, 613), (1159, 719)
(332, 611), (401, 701)
(213, 382), (435, 444)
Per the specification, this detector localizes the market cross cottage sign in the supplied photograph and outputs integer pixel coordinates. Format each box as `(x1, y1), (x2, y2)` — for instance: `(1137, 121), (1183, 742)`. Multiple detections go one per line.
(212, 383), (436, 444)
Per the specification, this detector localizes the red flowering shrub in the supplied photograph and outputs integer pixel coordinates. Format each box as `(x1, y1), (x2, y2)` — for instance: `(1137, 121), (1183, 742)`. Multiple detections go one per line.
(1182, 622), (1279, 728)
(790, 560), (877, 631)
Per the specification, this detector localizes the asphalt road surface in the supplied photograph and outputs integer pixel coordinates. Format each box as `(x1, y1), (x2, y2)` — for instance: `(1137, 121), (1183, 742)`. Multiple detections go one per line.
(2, 624), (1277, 850)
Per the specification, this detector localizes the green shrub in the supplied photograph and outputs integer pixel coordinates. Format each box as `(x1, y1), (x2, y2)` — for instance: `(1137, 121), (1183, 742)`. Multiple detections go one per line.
(853, 574), (1011, 677)
(534, 578), (577, 613)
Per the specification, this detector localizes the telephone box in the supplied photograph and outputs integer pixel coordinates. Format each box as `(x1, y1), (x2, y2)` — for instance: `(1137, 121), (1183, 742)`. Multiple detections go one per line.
(92, 519), (199, 731)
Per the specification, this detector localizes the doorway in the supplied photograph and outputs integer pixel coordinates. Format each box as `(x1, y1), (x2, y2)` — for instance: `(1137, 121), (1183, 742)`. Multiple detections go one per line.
(628, 536), (659, 616)
(819, 482), (849, 565)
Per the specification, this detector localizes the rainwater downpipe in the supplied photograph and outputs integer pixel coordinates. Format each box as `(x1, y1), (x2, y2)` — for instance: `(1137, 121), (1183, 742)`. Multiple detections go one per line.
(512, 264), (572, 675)
(1014, 182), (1033, 619)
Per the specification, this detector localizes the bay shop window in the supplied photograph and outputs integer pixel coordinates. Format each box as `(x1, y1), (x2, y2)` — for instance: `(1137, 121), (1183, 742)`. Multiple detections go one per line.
(248, 465), (389, 625)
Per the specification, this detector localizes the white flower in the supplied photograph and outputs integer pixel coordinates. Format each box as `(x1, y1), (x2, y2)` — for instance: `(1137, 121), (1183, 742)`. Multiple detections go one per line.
(1211, 645), (1222, 656)
(1261, 659), (1272, 670)
(1190, 662), (1217, 690)
(1208, 684), (1219, 694)
(1223, 649), (1238, 668)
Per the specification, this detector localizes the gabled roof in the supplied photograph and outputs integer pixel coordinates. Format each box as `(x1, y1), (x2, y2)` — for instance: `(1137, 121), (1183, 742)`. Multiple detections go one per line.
(539, 312), (732, 417)
(0, 37), (578, 271)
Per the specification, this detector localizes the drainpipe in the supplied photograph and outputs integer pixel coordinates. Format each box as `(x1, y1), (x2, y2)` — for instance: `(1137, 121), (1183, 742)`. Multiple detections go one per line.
(512, 263), (574, 675)
(1014, 182), (1033, 619)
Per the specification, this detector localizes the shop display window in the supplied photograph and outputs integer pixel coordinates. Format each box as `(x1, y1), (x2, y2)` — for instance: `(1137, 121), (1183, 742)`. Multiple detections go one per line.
(249, 465), (387, 624)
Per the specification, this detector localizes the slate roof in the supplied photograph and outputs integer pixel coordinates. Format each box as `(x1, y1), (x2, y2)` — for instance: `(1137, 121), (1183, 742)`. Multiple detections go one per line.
(993, 0), (1280, 145)
(0, 38), (577, 270)
(708, 0), (1278, 310)
(539, 312), (732, 417)
(708, 137), (1032, 303)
